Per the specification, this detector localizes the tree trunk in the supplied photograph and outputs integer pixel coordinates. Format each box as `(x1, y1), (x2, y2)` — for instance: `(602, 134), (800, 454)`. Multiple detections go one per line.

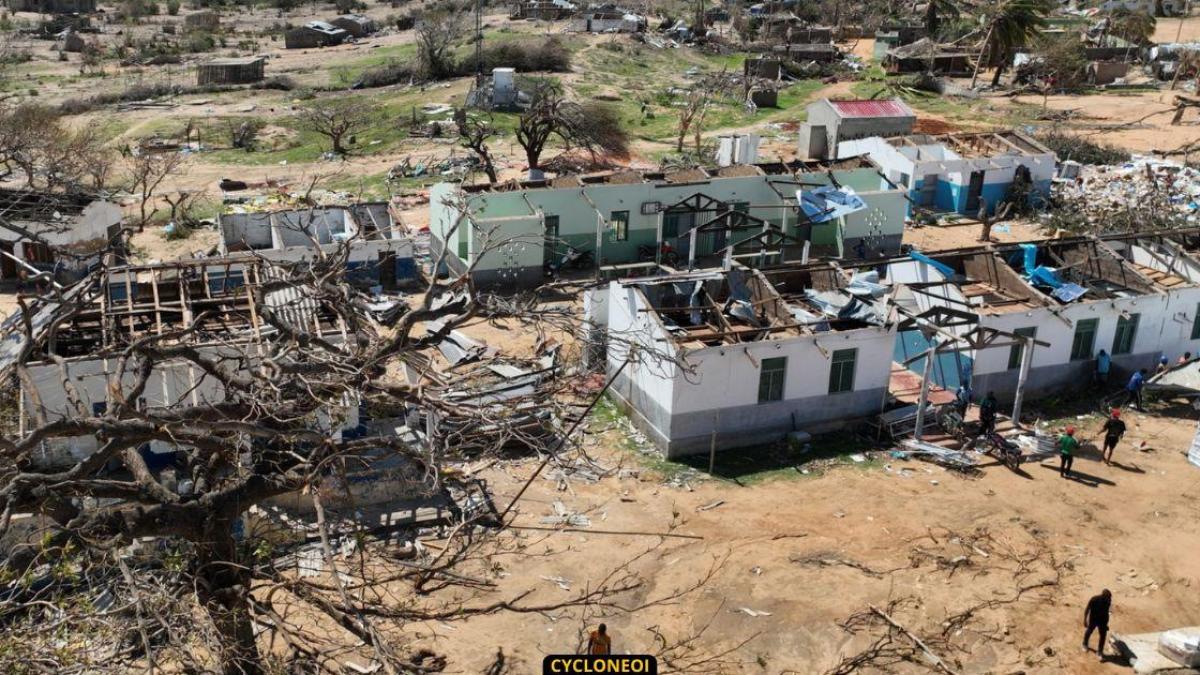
(971, 23), (995, 88)
(525, 144), (542, 172)
(197, 524), (263, 675)
(991, 57), (1007, 87)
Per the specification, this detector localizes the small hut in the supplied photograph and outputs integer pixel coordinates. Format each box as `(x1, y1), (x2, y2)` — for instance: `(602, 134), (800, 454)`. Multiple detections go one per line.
(330, 13), (376, 37)
(197, 56), (265, 85)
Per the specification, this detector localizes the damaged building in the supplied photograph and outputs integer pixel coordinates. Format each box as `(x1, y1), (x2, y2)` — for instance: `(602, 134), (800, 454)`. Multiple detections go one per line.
(9, 257), (364, 469)
(568, 8), (645, 33)
(216, 203), (417, 290)
(196, 56), (265, 85)
(0, 188), (124, 285)
(510, 0), (576, 20)
(883, 38), (973, 76)
(839, 131), (1056, 216)
(284, 21), (349, 49)
(4, 0), (95, 13)
(585, 263), (897, 456)
(886, 234), (1200, 400)
(798, 98), (917, 161)
(586, 228), (1200, 456)
(429, 160), (910, 289)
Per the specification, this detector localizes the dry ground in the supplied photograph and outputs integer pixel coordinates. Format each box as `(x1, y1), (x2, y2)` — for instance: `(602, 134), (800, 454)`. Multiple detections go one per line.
(409, 400), (1200, 673)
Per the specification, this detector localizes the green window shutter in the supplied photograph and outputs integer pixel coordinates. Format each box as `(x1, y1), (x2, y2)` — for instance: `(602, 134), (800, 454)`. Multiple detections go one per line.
(758, 357), (787, 403)
(610, 210), (629, 242)
(1112, 314), (1139, 355)
(1070, 318), (1099, 361)
(828, 348), (857, 394)
(1007, 327), (1037, 370)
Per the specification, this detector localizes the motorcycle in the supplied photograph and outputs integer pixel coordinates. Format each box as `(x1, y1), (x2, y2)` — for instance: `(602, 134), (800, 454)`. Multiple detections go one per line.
(638, 241), (680, 266)
(970, 431), (1024, 471)
(543, 246), (594, 277)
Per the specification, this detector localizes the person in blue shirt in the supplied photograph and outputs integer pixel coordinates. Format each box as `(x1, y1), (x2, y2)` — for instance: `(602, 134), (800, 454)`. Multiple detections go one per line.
(955, 383), (974, 416)
(1124, 368), (1148, 411)
(1095, 349), (1111, 385)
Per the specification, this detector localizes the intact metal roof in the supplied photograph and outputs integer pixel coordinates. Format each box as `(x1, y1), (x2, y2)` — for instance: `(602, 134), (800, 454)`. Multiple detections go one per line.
(829, 98), (914, 119)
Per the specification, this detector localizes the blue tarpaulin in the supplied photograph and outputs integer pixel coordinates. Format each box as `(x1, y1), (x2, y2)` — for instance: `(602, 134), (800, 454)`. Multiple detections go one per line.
(908, 250), (956, 279)
(797, 186), (867, 223)
(1019, 243), (1086, 302)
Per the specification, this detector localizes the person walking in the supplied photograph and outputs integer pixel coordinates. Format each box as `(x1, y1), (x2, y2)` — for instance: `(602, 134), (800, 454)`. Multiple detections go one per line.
(955, 382), (974, 417)
(1095, 349), (1111, 386)
(978, 391), (998, 434)
(1101, 409), (1126, 466)
(1059, 426), (1079, 478)
(1124, 368), (1148, 411)
(1083, 589), (1112, 658)
(587, 623), (612, 655)
(1156, 356), (1170, 375)
(1179, 352), (1193, 365)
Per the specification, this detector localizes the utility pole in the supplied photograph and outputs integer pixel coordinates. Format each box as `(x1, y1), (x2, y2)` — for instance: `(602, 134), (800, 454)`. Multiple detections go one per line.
(475, 0), (484, 86)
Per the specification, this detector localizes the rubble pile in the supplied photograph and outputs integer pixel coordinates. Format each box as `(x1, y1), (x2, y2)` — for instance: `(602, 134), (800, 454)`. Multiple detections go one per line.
(1054, 156), (1200, 226)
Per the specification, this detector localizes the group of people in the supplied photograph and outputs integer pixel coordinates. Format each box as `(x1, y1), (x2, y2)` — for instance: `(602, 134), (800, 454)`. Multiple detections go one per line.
(1096, 350), (1194, 412)
(1058, 408), (1127, 478)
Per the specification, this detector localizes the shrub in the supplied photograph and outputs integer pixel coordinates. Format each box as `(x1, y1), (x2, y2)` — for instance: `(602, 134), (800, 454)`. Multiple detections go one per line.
(166, 0), (179, 14)
(1038, 129), (1130, 165)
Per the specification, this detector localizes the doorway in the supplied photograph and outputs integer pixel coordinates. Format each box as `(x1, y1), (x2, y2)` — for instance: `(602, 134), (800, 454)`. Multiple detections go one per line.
(965, 170), (985, 213)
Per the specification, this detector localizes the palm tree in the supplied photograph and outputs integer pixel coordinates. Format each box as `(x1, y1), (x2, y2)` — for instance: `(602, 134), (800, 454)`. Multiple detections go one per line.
(924, 0), (961, 39)
(970, 0), (1054, 88)
(1105, 8), (1157, 46)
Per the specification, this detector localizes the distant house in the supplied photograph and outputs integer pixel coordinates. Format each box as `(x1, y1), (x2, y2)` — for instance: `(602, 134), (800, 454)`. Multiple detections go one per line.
(0, 189), (123, 285)
(183, 10), (219, 31)
(568, 9), (644, 33)
(196, 56), (265, 85)
(839, 131), (1057, 216)
(799, 98), (916, 160)
(330, 13), (376, 37)
(873, 24), (926, 61)
(510, 0), (575, 20)
(771, 43), (840, 63)
(883, 38), (973, 76)
(1098, 0), (1182, 15)
(217, 204), (416, 290)
(284, 21), (349, 49)
(5, 0), (94, 12)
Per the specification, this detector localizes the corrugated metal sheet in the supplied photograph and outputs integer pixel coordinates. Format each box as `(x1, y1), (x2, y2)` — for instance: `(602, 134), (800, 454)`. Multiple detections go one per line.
(830, 99), (912, 118)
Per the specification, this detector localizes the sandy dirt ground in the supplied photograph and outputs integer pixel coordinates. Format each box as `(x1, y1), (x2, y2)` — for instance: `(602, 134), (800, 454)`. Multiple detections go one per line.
(385, 399), (1200, 673)
(904, 220), (1050, 251)
(997, 89), (1200, 155)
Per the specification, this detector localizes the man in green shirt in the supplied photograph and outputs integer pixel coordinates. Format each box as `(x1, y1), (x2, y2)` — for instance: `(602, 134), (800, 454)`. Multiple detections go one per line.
(1060, 426), (1079, 478)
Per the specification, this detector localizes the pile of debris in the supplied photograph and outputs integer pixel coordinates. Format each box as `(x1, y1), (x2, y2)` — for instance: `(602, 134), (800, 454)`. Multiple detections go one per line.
(1052, 156), (1200, 229)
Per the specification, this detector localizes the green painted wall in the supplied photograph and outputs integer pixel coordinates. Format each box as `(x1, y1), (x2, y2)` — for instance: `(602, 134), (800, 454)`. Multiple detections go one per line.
(429, 168), (903, 273)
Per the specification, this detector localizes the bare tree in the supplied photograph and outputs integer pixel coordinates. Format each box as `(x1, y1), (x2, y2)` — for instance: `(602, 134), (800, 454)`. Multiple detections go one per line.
(295, 99), (378, 156)
(125, 150), (186, 232)
(515, 81), (629, 174)
(0, 190), (718, 674)
(675, 72), (731, 153)
(415, 8), (465, 80)
(0, 103), (116, 191)
(454, 108), (500, 183)
(223, 117), (264, 152)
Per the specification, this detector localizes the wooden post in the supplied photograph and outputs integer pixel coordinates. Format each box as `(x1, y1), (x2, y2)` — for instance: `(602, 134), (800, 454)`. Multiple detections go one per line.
(595, 212), (603, 274)
(1011, 334), (1034, 428)
(914, 344), (936, 440)
(708, 410), (719, 474)
(689, 228), (699, 270)
(655, 210), (664, 264)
